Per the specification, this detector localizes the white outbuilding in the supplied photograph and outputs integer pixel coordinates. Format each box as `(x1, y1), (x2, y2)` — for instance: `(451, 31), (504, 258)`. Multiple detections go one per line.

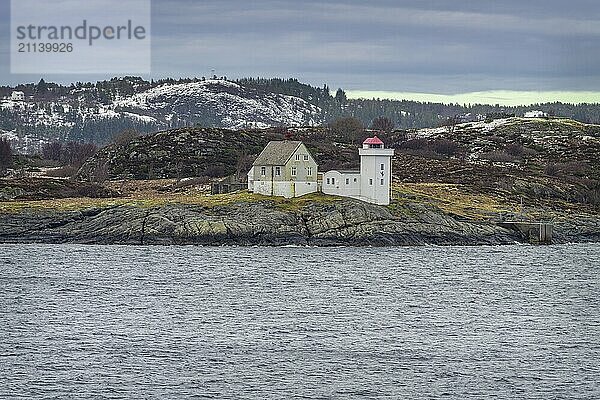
(524, 110), (547, 118)
(11, 91), (25, 101)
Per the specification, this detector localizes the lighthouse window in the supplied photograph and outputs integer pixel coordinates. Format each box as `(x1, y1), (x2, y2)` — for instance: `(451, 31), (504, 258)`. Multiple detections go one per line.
(369, 179), (373, 185)
(381, 179), (384, 185)
(354, 178), (357, 182)
(380, 163), (384, 170)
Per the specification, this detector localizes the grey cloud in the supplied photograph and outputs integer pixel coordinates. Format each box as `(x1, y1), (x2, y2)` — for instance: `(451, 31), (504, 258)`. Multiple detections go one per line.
(1, 0), (599, 94)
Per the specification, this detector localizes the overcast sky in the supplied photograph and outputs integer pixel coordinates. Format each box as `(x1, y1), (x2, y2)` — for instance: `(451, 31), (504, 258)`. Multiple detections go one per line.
(1, 0), (599, 104)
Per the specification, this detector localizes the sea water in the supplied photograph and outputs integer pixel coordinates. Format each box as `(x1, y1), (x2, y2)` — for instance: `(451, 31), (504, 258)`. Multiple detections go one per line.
(1, 244), (599, 399)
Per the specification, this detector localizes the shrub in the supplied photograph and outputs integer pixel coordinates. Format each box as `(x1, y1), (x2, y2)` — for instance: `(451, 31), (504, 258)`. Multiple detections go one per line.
(587, 187), (600, 206)
(42, 142), (62, 161)
(544, 161), (589, 177)
(431, 139), (460, 156)
(202, 164), (226, 178)
(404, 149), (447, 160)
(400, 138), (428, 150)
(504, 143), (524, 157)
(481, 151), (518, 163)
(0, 138), (12, 169)
(544, 163), (559, 176)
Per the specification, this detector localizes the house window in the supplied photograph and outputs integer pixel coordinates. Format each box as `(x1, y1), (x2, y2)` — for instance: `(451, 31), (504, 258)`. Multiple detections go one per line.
(326, 178), (330, 184)
(260, 166), (266, 176)
(369, 179), (373, 185)
(381, 179), (384, 185)
(345, 178), (349, 185)
(304, 155), (309, 161)
(275, 166), (281, 176)
(291, 167), (297, 176)
(381, 163), (385, 171)
(354, 178), (357, 182)
(307, 167), (312, 176)
(331, 178), (335, 185)
(295, 154), (300, 161)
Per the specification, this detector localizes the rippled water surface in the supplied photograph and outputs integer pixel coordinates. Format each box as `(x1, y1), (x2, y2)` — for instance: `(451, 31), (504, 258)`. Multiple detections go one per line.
(1, 244), (599, 399)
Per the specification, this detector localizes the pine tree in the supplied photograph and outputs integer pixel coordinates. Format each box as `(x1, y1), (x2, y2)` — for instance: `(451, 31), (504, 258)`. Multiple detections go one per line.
(335, 88), (347, 104)
(36, 78), (48, 95)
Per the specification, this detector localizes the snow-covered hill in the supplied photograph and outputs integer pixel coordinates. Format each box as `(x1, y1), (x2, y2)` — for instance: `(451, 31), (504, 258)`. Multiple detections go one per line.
(113, 80), (322, 129)
(0, 79), (322, 153)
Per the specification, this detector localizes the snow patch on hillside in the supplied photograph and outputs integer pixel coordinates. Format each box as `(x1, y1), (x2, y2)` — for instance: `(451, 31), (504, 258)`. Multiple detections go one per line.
(414, 118), (513, 138)
(113, 80), (322, 129)
(1, 79), (322, 153)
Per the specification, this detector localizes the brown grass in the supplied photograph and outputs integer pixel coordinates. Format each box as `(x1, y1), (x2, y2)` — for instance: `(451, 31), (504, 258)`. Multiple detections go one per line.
(392, 183), (519, 220)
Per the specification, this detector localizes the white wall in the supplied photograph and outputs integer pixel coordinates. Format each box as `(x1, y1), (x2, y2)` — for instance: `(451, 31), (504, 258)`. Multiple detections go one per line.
(295, 181), (318, 197)
(249, 142), (318, 198)
(254, 181), (293, 198)
(322, 171), (361, 198)
(359, 148), (394, 205)
(252, 180), (316, 198)
(247, 169), (254, 191)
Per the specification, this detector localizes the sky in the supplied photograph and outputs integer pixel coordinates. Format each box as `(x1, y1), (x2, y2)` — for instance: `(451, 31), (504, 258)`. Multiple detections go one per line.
(1, 0), (600, 105)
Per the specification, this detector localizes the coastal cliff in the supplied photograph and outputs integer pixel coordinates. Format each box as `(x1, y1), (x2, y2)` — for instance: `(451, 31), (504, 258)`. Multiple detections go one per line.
(0, 193), (598, 246)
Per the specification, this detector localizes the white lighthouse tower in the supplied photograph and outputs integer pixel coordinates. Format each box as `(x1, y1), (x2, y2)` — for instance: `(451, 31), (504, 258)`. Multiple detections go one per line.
(359, 136), (394, 205)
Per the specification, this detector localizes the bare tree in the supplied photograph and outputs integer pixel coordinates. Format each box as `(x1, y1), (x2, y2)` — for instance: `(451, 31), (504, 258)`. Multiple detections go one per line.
(441, 116), (459, 134)
(329, 116), (364, 144)
(235, 153), (255, 181)
(371, 116), (395, 133)
(42, 141), (96, 167)
(62, 142), (97, 167)
(42, 142), (63, 161)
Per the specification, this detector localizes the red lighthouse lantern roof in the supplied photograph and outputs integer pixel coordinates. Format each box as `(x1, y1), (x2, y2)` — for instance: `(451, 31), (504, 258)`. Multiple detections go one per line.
(363, 136), (384, 145)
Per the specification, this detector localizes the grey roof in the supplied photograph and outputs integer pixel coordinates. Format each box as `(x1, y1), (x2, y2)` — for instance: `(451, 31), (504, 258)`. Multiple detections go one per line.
(252, 141), (303, 166)
(324, 169), (360, 174)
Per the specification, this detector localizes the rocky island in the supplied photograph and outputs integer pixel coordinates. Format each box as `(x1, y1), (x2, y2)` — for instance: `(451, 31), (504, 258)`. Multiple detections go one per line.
(1, 117), (599, 246)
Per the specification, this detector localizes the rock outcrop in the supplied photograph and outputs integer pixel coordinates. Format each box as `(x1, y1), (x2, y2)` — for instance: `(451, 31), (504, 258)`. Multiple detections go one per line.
(0, 198), (552, 246)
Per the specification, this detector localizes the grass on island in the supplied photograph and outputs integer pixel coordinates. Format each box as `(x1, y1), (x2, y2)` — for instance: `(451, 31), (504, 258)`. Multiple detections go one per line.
(0, 178), (518, 221)
(0, 188), (342, 214)
(392, 183), (519, 220)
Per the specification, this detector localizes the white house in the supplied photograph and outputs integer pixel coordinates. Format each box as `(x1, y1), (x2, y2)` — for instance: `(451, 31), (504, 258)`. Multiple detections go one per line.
(11, 91), (25, 101)
(322, 136), (395, 205)
(249, 135), (395, 205)
(248, 141), (318, 198)
(524, 110), (548, 118)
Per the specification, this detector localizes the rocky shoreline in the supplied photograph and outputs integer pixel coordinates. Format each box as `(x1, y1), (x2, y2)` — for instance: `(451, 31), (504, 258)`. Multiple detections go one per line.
(1, 198), (598, 246)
